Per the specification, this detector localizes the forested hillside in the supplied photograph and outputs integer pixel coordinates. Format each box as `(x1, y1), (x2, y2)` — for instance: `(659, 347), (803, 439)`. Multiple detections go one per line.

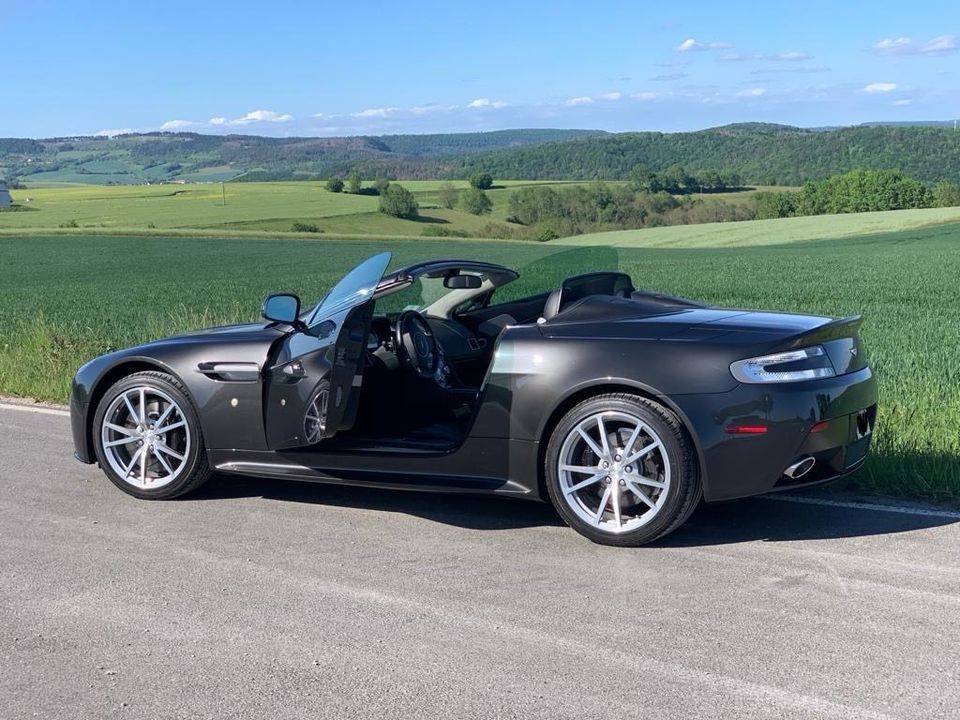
(456, 124), (960, 185)
(0, 129), (604, 185)
(3, 123), (960, 186)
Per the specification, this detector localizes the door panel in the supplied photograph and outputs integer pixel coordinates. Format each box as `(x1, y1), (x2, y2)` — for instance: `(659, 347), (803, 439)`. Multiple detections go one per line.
(264, 301), (373, 449)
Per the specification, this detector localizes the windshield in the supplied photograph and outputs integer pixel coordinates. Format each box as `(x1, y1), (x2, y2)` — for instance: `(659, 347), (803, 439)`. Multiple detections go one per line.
(375, 270), (486, 316)
(308, 251), (391, 325)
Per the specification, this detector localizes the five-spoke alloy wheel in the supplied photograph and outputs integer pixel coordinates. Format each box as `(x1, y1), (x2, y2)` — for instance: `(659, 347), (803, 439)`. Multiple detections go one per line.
(546, 394), (701, 546)
(93, 371), (211, 499)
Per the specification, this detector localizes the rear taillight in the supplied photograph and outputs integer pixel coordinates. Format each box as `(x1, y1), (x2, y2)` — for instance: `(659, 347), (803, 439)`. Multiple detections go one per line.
(730, 345), (836, 384)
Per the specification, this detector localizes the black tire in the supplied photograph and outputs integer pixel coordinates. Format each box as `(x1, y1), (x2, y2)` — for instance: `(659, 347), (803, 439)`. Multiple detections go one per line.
(545, 393), (701, 547)
(92, 370), (212, 499)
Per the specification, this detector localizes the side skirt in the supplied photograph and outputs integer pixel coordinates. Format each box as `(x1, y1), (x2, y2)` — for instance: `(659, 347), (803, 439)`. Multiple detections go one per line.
(206, 436), (542, 499)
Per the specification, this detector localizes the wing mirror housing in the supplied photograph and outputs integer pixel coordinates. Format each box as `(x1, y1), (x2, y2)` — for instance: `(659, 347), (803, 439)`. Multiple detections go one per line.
(443, 274), (482, 290)
(262, 293), (302, 325)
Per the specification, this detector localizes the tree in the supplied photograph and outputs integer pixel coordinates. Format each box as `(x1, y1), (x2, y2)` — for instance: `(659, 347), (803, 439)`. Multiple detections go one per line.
(932, 181), (960, 208)
(469, 172), (493, 190)
(438, 182), (458, 209)
(379, 184), (419, 219)
(628, 164), (653, 192)
(754, 191), (798, 219)
(348, 171), (362, 194)
(373, 178), (390, 195)
(325, 177), (344, 193)
(458, 187), (493, 215)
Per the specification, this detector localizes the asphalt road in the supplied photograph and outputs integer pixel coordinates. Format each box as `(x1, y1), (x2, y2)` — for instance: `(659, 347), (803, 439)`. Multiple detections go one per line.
(1, 404), (959, 720)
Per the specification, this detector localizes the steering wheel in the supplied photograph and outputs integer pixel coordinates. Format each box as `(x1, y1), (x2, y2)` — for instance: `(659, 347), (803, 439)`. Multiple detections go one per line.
(394, 310), (440, 380)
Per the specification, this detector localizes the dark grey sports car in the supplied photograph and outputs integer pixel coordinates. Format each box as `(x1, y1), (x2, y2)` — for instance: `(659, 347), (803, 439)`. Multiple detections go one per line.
(70, 252), (877, 546)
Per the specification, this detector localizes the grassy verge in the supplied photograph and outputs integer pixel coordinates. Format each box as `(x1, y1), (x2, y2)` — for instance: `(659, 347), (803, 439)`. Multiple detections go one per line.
(1, 225), (958, 499)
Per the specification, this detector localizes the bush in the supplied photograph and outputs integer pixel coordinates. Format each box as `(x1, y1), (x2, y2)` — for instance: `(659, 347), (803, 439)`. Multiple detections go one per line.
(421, 225), (468, 238)
(438, 182), (458, 209)
(59, 219), (79, 228)
(932, 181), (960, 208)
(325, 178), (344, 193)
(469, 172), (493, 190)
(348, 172), (362, 194)
(754, 191), (798, 219)
(291, 222), (321, 233)
(379, 184), (419, 219)
(458, 187), (493, 215)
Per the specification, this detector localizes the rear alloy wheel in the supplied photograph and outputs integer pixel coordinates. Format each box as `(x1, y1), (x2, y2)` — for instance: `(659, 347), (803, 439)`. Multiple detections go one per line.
(93, 371), (211, 499)
(545, 394), (701, 546)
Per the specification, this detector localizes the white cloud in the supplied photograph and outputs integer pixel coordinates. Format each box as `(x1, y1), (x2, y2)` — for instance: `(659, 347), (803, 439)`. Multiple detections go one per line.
(892, 98), (913, 106)
(410, 104), (457, 115)
(677, 38), (731, 52)
(874, 35), (957, 55)
(649, 72), (689, 82)
(632, 92), (659, 101)
(774, 51), (810, 61)
(597, 92), (622, 101)
(208, 110), (294, 126)
(735, 87), (767, 97)
(467, 97), (508, 109)
(863, 82), (897, 94)
(236, 109), (293, 124)
(159, 119), (196, 131)
(565, 96), (593, 106)
(719, 51), (810, 62)
(350, 107), (398, 118)
(94, 128), (133, 137)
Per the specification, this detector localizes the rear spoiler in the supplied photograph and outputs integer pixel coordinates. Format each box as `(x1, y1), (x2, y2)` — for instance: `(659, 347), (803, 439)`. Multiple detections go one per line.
(775, 315), (863, 351)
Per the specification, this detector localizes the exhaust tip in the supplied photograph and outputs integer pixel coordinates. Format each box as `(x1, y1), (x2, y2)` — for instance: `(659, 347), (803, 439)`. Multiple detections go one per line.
(784, 456), (816, 480)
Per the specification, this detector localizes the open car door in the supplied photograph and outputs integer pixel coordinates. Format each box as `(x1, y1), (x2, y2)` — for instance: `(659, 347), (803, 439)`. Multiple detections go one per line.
(263, 252), (391, 450)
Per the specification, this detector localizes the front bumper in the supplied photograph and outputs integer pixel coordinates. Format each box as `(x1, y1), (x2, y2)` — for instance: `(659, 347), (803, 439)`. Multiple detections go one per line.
(670, 366), (878, 502)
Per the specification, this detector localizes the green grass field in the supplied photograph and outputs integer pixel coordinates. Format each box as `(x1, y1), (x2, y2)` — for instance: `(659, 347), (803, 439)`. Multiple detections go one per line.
(2, 216), (959, 501)
(0, 181), (784, 238)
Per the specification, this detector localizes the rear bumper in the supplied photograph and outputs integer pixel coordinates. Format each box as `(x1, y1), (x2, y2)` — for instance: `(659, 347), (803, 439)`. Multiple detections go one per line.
(670, 366), (878, 502)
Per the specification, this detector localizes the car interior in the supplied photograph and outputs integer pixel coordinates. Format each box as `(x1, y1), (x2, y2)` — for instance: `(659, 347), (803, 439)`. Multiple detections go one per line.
(327, 267), (703, 452)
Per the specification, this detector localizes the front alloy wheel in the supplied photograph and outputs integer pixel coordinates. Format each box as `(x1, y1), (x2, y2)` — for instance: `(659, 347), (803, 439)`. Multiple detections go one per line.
(93, 371), (211, 499)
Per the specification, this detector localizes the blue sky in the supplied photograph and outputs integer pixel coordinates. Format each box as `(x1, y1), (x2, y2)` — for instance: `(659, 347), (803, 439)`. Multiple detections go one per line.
(2, 0), (958, 138)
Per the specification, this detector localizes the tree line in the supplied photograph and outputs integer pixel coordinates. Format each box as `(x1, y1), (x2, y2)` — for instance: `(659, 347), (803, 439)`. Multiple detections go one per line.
(754, 170), (960, 219)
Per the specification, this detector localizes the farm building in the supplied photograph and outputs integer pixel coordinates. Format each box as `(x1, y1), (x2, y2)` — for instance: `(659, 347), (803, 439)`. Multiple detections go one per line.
(0, 182), (11, 208)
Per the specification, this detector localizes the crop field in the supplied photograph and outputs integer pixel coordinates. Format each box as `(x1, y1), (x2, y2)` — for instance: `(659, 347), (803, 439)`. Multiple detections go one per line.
(2, 216), (959, 501)
(0, 181), (780, 238)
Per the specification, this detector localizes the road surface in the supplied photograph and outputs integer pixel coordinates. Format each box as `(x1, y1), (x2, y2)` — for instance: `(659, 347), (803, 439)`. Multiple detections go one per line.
(1, 403), (959, 719)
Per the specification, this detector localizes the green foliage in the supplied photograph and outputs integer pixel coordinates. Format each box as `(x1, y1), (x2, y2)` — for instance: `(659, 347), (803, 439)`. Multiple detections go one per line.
(458, 187), (493, 215)
(373, 178), (390, 195)
(438, 182), (458, 209)
(506, 181), (750, 234)
(756, 170), (932, 218)
(291, 222), (321, 233)
(378, 183), (419, 219)
(932, 181), (960, 208)
(325, 177), (344, 193)
(755, 191), (799, 219)
(458, 125), (960, 185)
(347, 171), (362, 194)
(420, 225), (469, 238)
(469, 172), (494, 190)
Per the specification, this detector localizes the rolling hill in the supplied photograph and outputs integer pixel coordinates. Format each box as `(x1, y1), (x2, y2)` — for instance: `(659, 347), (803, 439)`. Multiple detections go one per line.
(3, 123), (960, 187)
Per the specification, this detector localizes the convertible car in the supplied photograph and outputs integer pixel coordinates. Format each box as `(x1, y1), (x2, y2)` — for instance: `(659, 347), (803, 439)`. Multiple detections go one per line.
(70, 252), (877, 546)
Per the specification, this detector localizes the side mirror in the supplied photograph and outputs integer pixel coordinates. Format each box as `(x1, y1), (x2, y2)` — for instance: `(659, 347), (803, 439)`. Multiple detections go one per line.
(444, 274), (482, 290)
(262, 293), (301, 324)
